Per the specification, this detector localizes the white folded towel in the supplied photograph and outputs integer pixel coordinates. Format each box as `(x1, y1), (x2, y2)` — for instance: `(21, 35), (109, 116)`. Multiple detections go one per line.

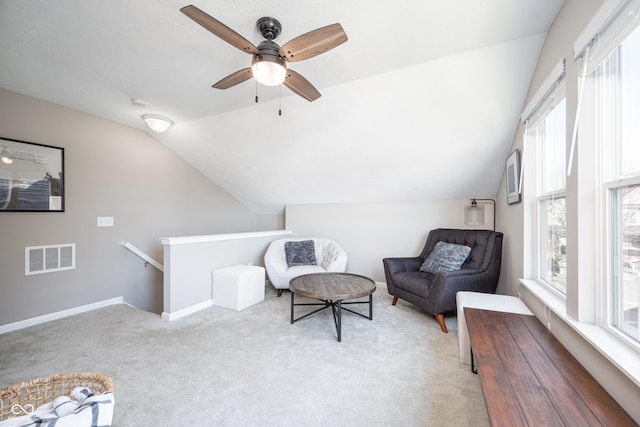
(52, 395), (78, 417)
(69, 387), (92, 403)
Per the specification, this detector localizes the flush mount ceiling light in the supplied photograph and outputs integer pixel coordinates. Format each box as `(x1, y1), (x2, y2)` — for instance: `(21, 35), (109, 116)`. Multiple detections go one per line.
(142, 114), (173, 133)
(1, 148), (13, 164)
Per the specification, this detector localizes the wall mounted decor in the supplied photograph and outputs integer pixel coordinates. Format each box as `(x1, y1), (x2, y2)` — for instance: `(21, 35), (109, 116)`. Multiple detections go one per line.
(505, 149), (521, 204)
(0, 137), (64, 212)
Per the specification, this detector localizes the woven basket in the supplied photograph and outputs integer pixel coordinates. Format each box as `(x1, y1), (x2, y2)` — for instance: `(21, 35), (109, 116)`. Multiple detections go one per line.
(0, 372), (114, 421)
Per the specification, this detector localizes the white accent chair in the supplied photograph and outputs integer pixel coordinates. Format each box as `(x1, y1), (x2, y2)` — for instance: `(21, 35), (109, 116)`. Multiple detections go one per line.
(264, 237), (348, 296)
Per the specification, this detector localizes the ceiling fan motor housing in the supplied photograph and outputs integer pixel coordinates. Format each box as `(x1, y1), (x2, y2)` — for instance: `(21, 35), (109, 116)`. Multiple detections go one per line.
(257, 17), (282, 41)
(256, 40), (281, 56)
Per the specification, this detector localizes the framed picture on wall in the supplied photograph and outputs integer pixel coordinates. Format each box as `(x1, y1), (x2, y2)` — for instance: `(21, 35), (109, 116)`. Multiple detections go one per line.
(505, 149), (521, 204)
(0, 137), (65, 212)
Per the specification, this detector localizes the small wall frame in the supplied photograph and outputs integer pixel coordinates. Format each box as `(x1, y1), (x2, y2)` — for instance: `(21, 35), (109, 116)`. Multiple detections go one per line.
(506, 149), (521, 205)
(0, 137), (65, 212)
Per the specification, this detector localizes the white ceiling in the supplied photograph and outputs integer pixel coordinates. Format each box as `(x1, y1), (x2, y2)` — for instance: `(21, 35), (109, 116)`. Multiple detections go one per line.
(0, 0), (565, 214)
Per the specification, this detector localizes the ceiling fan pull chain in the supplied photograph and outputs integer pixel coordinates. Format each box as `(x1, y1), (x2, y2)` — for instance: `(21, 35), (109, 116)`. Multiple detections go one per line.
(279, 85), (282, 116)
(255, 79), (258, 103)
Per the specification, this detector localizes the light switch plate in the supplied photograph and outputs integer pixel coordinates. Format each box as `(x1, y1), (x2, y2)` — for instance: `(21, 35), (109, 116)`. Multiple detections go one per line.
(97, 216), (114, 227)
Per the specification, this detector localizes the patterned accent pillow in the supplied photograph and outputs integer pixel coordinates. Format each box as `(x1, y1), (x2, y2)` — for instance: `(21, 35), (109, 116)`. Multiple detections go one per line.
(284, 240), (317, 267)
(420, 241), (471, 274)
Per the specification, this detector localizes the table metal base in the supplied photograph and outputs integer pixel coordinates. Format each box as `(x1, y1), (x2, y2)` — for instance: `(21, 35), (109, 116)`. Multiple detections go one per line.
(290, 293), (373, 342)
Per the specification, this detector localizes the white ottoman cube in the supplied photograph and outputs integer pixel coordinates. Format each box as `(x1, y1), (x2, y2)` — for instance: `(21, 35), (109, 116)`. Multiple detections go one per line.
(212, 265), (265, 311)
(456, 291), (533, 365)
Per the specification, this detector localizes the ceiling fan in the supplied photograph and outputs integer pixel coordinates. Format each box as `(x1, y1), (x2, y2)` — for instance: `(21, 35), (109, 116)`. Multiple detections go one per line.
(180, 5), (348, 102)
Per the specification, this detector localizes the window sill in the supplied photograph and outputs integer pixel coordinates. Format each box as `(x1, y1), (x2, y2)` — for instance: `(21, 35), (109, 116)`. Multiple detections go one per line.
(519, 278), (640, 388)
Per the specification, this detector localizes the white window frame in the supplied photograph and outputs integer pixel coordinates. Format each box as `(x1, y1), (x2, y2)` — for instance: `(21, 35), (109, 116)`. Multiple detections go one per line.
(594, 33), (640, 346)
(522, 64), (568, 297)
(535, 190), (567, 295)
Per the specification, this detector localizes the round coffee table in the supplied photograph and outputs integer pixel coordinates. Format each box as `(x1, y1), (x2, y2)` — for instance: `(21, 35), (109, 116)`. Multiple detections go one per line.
(289, 272), (376, 342)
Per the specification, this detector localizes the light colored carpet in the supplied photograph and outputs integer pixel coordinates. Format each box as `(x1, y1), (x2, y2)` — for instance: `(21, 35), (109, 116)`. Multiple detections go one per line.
(0, 284), (489, 426)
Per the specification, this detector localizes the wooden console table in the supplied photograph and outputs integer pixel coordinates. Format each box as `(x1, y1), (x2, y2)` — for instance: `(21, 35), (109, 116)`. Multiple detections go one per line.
(464, 308), (637, 427)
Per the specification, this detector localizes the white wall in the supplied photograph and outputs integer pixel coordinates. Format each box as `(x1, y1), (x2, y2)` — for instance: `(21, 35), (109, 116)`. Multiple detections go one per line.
(285, 199), (495, 282)
(159, 230), (291, 319)
(157, 33), (546, 215)
(257, 213), (285, 231)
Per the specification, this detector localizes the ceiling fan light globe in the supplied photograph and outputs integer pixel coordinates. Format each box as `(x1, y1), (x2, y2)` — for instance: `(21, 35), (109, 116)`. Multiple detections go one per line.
(251, 55), (286, 86)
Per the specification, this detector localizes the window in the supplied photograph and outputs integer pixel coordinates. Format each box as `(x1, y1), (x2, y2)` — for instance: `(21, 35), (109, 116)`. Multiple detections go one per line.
(516, 0), (640, 384)
(528, 85), (567, 294)
(598, 24), (640, 343)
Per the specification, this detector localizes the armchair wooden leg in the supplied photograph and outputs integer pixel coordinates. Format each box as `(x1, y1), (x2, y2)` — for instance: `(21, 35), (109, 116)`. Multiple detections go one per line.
(436, 313), (448, 333)
(392, 296), (398, 305)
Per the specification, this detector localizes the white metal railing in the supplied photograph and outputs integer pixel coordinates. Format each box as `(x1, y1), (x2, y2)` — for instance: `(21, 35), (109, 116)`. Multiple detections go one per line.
(123, 242), (164, 272)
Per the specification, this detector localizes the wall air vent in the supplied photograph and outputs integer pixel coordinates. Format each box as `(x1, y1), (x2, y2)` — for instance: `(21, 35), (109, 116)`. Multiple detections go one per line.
(25, 243), (76, 276)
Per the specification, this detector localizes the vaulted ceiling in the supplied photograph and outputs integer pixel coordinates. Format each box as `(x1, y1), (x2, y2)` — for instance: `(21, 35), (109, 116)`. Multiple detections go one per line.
(0, 0), (565, 213)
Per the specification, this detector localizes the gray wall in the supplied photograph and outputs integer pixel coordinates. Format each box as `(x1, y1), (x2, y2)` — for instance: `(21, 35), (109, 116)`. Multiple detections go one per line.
(0, 89), (259, 325)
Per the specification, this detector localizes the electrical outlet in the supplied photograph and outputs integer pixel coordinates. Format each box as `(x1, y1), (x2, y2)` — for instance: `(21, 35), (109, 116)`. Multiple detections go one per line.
(97, 216), (114, 227)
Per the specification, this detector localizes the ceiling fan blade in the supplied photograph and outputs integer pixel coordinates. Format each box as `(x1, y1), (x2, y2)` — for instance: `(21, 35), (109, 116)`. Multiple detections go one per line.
(283, 70), (321, 102)
(280, 23), (348, 62)
(180, 5), (259, 55)
(212, 68), (253, 90)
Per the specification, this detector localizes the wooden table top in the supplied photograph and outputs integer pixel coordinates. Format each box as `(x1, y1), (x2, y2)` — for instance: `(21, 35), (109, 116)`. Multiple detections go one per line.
(289, 272), (376, 301)
(464, 308), (638, 427)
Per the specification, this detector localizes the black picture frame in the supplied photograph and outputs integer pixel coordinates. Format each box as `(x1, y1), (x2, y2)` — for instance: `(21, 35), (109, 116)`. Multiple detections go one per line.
(506, 149), (521, 204)
(0, 137), (65, 212)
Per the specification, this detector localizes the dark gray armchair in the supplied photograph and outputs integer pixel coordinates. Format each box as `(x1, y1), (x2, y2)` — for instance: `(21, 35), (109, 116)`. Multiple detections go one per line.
(383, 228), (503, 333)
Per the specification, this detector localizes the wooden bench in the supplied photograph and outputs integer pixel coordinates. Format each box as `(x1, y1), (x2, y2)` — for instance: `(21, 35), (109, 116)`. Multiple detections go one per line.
(456, 291), (533, 367)
(464, 308), (638, 426)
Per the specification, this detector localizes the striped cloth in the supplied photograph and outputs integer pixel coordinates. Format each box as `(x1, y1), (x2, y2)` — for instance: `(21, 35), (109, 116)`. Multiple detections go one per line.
(0, 387), (114, 427)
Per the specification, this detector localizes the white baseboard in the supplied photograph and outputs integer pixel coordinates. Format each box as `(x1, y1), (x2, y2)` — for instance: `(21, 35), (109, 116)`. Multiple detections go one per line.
(0, 297), (124, 335)
(161, 299), (212, 322)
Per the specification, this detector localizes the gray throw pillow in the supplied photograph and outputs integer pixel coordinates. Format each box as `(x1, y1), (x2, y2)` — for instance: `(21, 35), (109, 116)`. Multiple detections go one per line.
(420, 241), (471, 274)
(284, 240), (317, 267)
